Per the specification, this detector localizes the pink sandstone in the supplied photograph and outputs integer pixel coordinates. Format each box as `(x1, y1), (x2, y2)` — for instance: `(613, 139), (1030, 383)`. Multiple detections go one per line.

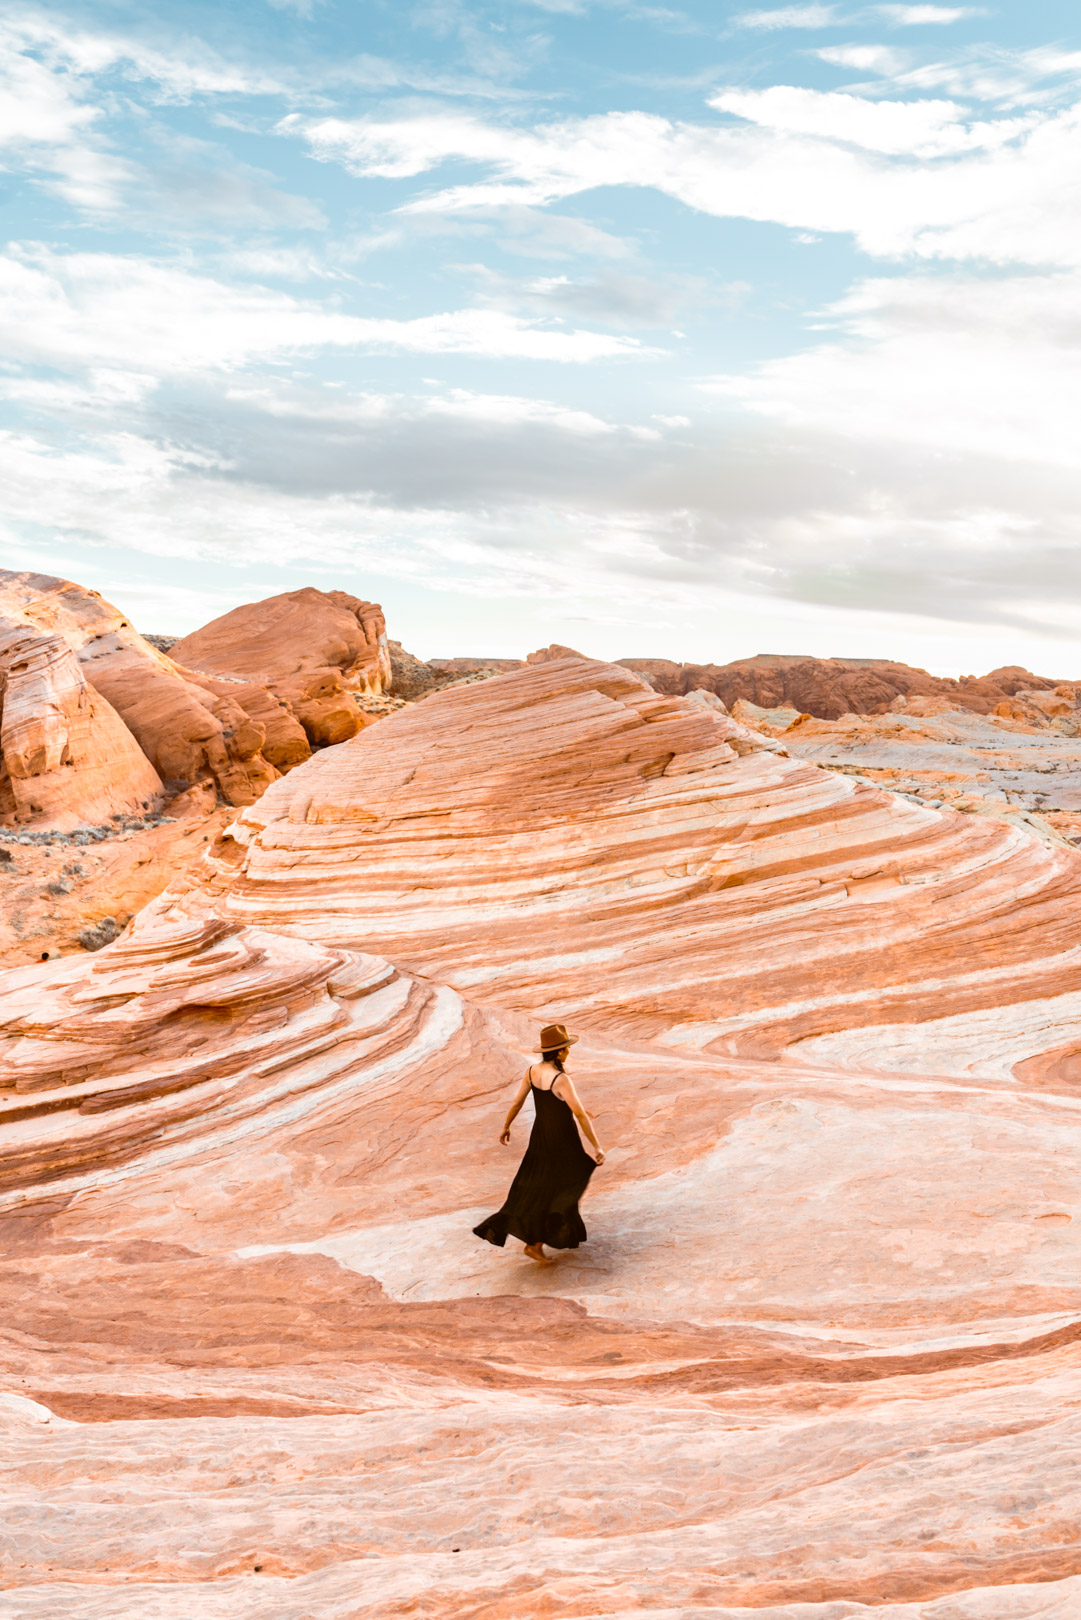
(1, 656), (1080, 1616)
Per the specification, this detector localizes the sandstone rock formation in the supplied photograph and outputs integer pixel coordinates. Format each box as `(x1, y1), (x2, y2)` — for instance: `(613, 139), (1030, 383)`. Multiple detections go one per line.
(3, 656), (1081, 1616)
(0, 618), (162, 830)
(620, 651), (1070, 721)
(171, 587), (391, 749)
(0, 571), (285, 815)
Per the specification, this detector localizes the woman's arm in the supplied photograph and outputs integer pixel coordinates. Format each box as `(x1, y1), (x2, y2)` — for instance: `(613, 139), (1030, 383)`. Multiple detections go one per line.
(500, 1072), (532, 1145)
(554, 1075), (605, 1165)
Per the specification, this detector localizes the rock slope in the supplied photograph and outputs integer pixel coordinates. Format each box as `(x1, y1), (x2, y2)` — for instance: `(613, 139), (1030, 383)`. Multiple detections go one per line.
(2, 656), (1081, 1617)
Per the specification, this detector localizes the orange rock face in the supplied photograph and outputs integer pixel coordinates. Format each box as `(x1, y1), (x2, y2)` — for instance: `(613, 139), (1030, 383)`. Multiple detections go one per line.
(3, 657), (1081, 1616)
(171, 586), (391, 749)
(0, 616), (162, 830)
(0, 571), (286, 812)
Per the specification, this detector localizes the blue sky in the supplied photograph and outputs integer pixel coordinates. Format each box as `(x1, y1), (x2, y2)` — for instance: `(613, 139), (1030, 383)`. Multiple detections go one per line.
(2, 0), (1080, 669)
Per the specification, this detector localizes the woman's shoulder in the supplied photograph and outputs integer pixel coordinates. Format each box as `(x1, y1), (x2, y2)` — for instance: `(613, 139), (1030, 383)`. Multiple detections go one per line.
(532, 1060), (561, 1091)
(550, 1068), (574, 1099)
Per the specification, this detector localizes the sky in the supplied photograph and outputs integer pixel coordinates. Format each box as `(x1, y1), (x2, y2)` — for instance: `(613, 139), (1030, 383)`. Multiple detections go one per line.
(1, 0), (1080, 670)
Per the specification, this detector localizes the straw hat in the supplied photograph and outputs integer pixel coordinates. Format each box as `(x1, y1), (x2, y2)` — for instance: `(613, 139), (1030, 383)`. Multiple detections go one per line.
(534, 1022), (579, 1052)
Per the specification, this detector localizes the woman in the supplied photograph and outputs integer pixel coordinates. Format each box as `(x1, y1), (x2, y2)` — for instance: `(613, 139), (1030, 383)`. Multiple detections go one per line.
(473, 1023), (605, 1263)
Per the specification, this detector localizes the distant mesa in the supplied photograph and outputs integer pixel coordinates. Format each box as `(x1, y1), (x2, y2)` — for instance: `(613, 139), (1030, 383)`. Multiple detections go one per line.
(429, 655), (524, 676)
(387, 641), (525, 700)
(618, 653), (1070, 724)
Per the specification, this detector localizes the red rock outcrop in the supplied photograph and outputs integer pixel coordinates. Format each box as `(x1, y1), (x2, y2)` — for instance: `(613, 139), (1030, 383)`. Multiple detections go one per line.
(0, 571), (285, 811)
(620, 652), (1070, 721)
(3, 656), (1081, 1615)
(171, 587), (391, 749)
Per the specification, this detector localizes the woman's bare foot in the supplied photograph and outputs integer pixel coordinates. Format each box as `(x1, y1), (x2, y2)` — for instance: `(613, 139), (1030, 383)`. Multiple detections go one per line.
(523, 1243), (551, 1263)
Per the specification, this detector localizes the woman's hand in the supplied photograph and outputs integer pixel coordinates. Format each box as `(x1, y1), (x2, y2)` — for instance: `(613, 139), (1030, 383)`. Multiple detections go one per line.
(500, 1128), (511, 1146)
(594, 1148), (606, 1166)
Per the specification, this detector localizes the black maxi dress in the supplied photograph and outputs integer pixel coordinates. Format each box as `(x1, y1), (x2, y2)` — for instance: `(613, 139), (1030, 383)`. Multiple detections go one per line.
(473, 1077), (597, 1250)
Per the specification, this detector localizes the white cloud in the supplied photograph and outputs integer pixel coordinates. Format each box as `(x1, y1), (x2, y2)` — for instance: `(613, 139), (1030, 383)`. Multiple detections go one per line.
(134, 130), (327, 232)
(708, 269), (1081, 469)
(711, 86), (992, 156)
(819, 42), (1081, 105)
(0, 11), (295, 213)
(464, 206), (634, 261)
(0, 425), (670, 606)
(0, 249), (656, 377)
(288, 97), (1081, 267)
(0, 18), (131, 208)
(816, 44), (910, 74)
(224, 381), (620, 438)
(7, 11), (287, 101)
(7, 367), (1081, 659)
(279, 110), (523, 182)
(877, 6), (981, 23)
(5, 295), (1081, 659)
(216, 246), (350, 282)
(4, 1), (1081, 672)
(736, 5), (838, 28)
(474, 266), (694, 326)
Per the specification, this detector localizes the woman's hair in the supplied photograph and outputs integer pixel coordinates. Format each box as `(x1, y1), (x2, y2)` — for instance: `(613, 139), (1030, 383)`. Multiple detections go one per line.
(541, 1047), (566, 1071)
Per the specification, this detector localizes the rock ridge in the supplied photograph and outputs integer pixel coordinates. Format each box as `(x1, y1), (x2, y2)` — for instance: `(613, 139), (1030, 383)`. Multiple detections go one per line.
(619, 652), (1072, 721)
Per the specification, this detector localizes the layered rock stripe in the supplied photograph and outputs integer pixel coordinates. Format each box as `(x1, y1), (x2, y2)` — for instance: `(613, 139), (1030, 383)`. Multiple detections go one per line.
(2, 657), (1080, 1616)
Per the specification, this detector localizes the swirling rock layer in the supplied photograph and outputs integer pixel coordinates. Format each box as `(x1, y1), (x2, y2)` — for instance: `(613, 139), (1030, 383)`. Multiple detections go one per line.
(2, 656), (1081, 1617)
